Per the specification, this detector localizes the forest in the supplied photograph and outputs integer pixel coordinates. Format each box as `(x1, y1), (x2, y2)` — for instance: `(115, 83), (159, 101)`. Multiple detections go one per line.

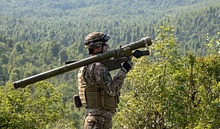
(0, 0), (220, 128)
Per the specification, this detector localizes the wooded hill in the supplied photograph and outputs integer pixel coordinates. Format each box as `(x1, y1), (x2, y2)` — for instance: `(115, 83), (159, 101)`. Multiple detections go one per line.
(0, 0), (220, 128)
(0, 0), (219, 86)
(0, 0), (216, 19)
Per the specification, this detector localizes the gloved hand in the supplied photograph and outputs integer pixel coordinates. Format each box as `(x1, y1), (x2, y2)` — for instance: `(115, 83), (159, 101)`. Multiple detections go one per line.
(121, 57), (133, 73)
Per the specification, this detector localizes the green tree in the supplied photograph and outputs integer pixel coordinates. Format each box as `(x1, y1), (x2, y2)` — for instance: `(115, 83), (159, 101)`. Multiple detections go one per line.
(0, 82), (76, 129)
(113, 23), (220, 128)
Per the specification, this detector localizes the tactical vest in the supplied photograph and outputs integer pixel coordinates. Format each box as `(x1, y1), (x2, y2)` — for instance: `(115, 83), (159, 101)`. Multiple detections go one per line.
(78, 66), (119, 113)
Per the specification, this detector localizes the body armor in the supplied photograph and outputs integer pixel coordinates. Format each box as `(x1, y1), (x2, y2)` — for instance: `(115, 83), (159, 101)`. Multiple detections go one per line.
(78, 64), (119, 112)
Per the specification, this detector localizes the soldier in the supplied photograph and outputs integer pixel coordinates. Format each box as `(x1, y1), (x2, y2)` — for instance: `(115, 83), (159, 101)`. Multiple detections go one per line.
(77, 32), (133, 129)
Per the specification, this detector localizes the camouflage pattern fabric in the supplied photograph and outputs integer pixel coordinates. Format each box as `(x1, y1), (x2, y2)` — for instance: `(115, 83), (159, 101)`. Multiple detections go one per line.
(82, 62), (126, 96)
(78, 62), (126, 128)
(83, 108), (113, 129)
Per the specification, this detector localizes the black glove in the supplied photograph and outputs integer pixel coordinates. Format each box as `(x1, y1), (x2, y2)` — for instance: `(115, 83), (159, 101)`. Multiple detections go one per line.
(121, 60), (132, 73)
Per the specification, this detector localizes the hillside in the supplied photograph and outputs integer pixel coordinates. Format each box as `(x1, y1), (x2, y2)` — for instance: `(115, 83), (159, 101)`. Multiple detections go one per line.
(0, 0), (216, 19)
(0, 0), (219, 46)
(0, 0), (220, 86)
(174, 5), (220, 55)
(0, 1), (220, 128)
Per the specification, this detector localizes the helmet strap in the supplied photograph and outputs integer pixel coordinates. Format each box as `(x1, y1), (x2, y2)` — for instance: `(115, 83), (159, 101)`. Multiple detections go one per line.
(88, 48), (93, 54)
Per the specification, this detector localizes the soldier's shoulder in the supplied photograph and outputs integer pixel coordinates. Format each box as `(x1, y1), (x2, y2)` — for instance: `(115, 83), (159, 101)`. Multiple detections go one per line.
(95, 62), (105, 67)
(91, 62), (106, 69)
(78, 66), (86, 72)
(86, 62), (106, 73)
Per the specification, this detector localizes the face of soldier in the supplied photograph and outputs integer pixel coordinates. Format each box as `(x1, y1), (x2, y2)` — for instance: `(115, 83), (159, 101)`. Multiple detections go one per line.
(91, 43), (109, 54)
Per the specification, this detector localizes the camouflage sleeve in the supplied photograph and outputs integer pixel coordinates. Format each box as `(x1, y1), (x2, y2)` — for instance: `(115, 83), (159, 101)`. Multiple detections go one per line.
(93, 62), (126, 96)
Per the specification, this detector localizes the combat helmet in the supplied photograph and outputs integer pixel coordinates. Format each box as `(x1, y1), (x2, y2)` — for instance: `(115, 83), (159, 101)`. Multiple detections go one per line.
(84, 32), (110, 49)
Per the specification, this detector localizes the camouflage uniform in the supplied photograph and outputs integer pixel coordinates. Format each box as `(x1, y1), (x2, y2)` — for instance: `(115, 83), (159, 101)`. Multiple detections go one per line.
(78, 61), (126, 129)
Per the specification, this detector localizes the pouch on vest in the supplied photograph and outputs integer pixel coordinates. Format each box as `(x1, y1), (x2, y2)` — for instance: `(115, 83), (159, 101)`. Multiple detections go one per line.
(85, 87), (102, 108)
(101, 90), (118, 112)
(74, 95), (82, 108)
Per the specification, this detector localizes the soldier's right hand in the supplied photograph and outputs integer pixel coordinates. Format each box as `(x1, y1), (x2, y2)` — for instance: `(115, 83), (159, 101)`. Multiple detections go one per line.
(121, 59), (133, 73)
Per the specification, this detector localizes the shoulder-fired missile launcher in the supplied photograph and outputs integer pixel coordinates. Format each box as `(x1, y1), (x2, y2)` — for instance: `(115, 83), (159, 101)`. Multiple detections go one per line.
(13, 37), (152, 89)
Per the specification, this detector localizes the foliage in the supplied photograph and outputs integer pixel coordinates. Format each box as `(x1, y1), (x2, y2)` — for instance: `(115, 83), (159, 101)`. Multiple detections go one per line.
(0, 3), (220, 87)
(0, 82), (76, 129)
(0, 1), (220, 128)
(113, 23), (220, 128)
(174, 5), (220, 56)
